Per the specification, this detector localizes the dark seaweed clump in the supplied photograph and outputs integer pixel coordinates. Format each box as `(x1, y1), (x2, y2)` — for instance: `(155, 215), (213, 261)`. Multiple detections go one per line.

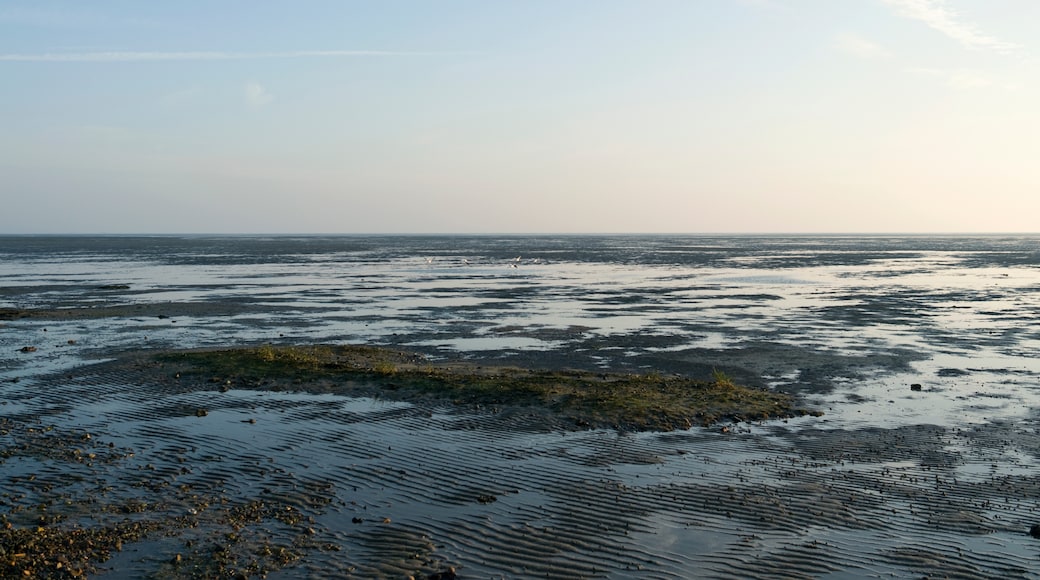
(156, 344), (819, 431)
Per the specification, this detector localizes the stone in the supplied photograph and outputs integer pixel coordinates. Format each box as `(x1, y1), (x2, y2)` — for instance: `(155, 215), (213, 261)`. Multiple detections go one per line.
(427, 567), (457, 580)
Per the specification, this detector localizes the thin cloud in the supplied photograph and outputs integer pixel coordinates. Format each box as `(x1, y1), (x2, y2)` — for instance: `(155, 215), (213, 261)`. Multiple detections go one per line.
(244, 82), (274, 108)
(835, 33), (892, 59)
(906, 66), (994, 89)
(0, 49), (462, 62)
(882, 0), (1017, 53)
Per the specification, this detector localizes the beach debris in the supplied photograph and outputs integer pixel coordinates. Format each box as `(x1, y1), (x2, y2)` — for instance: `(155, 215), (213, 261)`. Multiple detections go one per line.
(194, 408), (208, 417)
(18, 346), (37, 353)
(98, 284), (131, 290)
(476, 494), (497, 504)
(910, 384), (923, 391)
(1030, 525), (1040, 538)
(351, 517), (364, 524)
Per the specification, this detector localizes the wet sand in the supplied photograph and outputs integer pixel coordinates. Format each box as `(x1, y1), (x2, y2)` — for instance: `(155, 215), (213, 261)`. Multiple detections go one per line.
(3, 234), (1040, 578)
(3, 347), (1040, 578)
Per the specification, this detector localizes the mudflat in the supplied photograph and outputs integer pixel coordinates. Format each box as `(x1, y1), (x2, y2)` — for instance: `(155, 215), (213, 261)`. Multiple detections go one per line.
(2, 343), (1039, 578)
(4, 234), (1040, 578)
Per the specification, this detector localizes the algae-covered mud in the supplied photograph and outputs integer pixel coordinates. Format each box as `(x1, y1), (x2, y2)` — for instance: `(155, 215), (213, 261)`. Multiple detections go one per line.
(153, 344), (816, 431)
(3, 234), (1040, 578)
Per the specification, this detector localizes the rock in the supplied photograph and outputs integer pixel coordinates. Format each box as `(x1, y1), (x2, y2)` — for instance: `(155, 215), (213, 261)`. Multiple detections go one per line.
(910, 384), (923, 391)
(1030, 524), (1040, 538)
(427, 567), (457, 580)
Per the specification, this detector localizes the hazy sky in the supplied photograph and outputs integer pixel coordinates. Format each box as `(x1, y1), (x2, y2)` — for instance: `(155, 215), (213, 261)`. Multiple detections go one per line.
(2, 1), (1038, 234)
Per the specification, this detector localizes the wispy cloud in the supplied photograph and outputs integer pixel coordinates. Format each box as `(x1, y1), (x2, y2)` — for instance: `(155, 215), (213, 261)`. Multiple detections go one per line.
(882, 0), (1017, 53)
(244, 82), (274, 109)
(907, 66), (997, 89)
(0, 49), (461, 63)
(834, 33), (892, 59)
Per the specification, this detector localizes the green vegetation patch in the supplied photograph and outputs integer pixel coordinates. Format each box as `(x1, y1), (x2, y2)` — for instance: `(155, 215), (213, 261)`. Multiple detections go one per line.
(156, 345), (819, 431)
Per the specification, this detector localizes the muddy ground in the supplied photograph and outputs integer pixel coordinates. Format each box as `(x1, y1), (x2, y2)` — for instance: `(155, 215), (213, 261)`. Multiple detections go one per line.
(3, 334), (1040, 578)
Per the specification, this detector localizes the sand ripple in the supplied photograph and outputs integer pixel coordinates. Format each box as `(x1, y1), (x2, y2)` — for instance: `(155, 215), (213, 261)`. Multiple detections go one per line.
(1, 357), (1039, 578)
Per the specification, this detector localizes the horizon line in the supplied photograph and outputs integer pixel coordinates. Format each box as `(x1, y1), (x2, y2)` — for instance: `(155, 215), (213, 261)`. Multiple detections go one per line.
(2, 232), (1039, 237)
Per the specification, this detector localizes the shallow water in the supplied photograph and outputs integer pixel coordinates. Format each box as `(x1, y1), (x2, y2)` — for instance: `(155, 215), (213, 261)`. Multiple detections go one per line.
(3, 234), (1040, 578)
(3, 234), (1040, 428)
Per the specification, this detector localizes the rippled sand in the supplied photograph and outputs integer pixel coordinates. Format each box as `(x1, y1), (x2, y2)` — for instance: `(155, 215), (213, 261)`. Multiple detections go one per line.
(3, 349), (1039, 578)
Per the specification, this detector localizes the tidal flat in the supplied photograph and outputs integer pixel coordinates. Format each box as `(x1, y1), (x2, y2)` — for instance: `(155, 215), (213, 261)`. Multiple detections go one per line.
(3, 234), (1040, 578)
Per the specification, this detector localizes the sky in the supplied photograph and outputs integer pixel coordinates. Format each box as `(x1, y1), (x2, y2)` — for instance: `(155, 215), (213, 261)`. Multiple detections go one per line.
(2, 0), (1038, 234)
